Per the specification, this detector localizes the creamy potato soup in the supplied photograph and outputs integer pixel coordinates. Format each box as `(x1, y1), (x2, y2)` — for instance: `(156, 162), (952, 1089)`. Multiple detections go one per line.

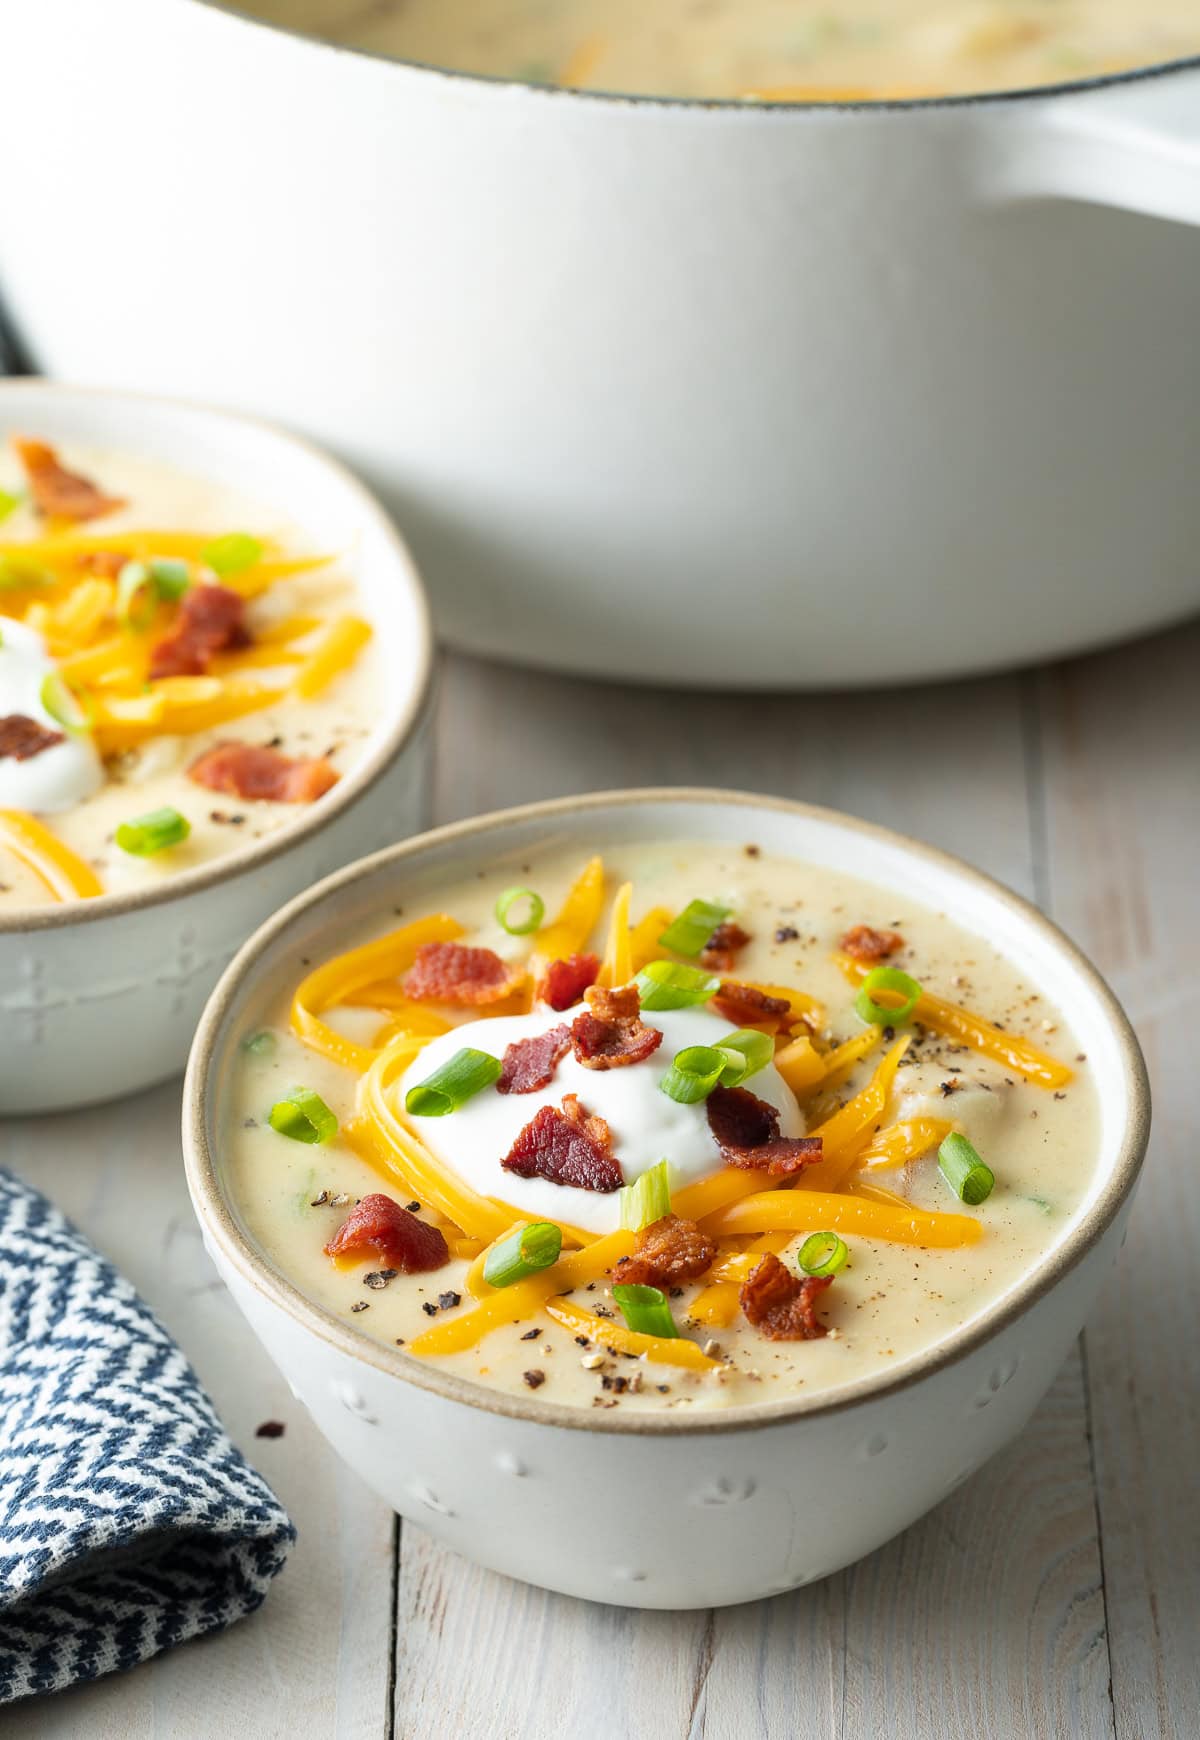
(238, 0), (1200, 98)
(0, 437), (380, 910)
(225, 840), (1098, 1416)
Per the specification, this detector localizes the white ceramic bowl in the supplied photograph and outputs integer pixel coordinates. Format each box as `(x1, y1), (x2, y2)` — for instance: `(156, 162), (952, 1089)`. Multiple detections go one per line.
(0, 381), (433, 1115)
(184, 789), (1149, 1608)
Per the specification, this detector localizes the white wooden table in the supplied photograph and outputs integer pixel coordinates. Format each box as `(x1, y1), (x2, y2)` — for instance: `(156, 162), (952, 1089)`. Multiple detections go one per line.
(4, 622), (1197, 1739)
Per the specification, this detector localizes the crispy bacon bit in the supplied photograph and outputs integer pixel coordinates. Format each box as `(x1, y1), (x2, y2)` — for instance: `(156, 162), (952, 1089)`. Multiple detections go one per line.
(699, 921), (752, 973)
(536, 951), (601, 1011)
(188, 740), (338, 804)
(571, 982), (663, 1072)
(501, 1102), (623, 1194)
(403, 940), (523, 1006)
(497, 1024), (571, 1094)
(740, 1252), (832, 1340)
(14, 438), (124, 522)
(560, 1091), (612, 1153)
(324, 1192), (449, 1273)
(706, 1085), (823, 1176)
(613, 1214), (717, 1290)
(149, 581), (249, 679)
(710, 981), (792, 1032)
(840, 924), (905, 963)
(0, 714), (65, 762)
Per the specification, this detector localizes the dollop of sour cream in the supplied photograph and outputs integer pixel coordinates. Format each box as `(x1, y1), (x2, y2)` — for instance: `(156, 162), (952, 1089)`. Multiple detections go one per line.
(0, 620), (103, 812)
(398, 1002), (806, 1234)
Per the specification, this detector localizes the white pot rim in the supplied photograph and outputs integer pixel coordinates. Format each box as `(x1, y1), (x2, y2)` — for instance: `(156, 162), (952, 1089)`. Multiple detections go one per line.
(184, 786), (1151, 1438)
(0, 379), (435, 936)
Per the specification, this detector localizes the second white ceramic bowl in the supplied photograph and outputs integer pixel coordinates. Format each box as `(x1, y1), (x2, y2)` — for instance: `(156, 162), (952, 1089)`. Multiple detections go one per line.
(185, 789), (1148, 1607)
(0, 382), (433, 1115)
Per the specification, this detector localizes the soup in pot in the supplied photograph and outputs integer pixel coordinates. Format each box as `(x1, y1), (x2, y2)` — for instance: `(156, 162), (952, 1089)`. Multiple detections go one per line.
(223, 839), (1100, 1416)
(236, 0), (1200, 98)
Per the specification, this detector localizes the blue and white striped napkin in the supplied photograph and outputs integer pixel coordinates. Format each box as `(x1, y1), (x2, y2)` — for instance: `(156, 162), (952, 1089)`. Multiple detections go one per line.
(0, 1169), (294, 1704)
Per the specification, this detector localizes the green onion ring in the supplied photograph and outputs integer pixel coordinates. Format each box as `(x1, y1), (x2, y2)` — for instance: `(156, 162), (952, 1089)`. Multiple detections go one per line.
(495, 885), (545, 936)
(269, 1086), (338, 1145)
(713, 1027), (774, 1086)
(483, 1221), (563, 1288)
(797, 1230), (850, 1278)
(612, 1282), (680, 1339)
(618, 1160), (672, 1231)
(634, 959), (721, 1012)
(203, 532), (264, 578)
(39, 671), (92, 736)
(114, 806), (191, 856)
(657, 898), (732, 958)
(405, 1047), (503, 1116)
(854, 964), (923, 1026)
(659, 1045), (727, 1104)
(937, 1132), (995, 1206)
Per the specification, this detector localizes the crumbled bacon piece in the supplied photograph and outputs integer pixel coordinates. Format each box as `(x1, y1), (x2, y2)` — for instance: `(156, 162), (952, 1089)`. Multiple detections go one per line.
(699, 921), (752, 973)
(497, 1023), (571, 1094)
(740, 1252), (832, 1340)
(613, 1213), (717, 1290)
(706, 1085), (823, 1176)
(188, 740), (338, 804)
(14, 438), (124, 522)
(536, 951), (600, 1011)
(560, 1091), (612, 1153)
(0, 714), (65, 761)
(324, 1193), (449, 1273)
(710, 982), (792, 1032)
(840, 924), (905, 963)
(501, 1102), (623, 1193)
(403, 941), (523, 1006)
(149, 581), (249, 679)
(571, 982), (663, 1071)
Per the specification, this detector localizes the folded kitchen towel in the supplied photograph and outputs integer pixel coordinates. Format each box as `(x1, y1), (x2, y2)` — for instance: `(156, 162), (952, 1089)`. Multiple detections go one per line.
(0, 1168), (294, 1704)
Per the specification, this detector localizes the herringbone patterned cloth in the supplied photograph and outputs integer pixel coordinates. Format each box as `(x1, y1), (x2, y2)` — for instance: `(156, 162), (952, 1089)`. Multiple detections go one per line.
(0, 1169), (294, 1703)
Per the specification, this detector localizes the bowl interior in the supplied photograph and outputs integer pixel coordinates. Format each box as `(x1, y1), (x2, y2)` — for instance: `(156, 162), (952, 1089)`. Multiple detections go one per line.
(0, 381), (432, 927)
(188, 788), (1148, 1431)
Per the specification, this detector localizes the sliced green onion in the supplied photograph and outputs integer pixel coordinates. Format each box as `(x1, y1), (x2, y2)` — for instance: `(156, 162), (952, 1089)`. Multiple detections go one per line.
(242, 1030), (277, 1058)
(797, 1230), (850, 1278)
(269, 1086), (338, 1145)
(612, 1282), (679, 1339)
(148, 557), (191, 600)
(0, 487), (23, 524)
(657, 897), (732, 958)
(405, 1047), (502, 1116)
(203, 532), (263, 577)
(483, 1220), (563, 1287)
(495, 885), (545, 936)
(619, 1160), (672, 1231)
(713, 1027), (774, 1086)
(116, 561), (156, 630)
(660, 1045), (727, 1104)
(114, 806), (191, 856)
(39, 671), (91, 735)
(0, 556), (51, 591)
(634, 959), (721, 1012)
(938, 1132), (995, 1206)
(855, 964), (923, 1026)
(117, 557), (192, 629)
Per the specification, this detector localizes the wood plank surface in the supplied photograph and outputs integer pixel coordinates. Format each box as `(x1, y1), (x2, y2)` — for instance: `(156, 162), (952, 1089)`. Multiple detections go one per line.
(7, 627), (1197, 1737)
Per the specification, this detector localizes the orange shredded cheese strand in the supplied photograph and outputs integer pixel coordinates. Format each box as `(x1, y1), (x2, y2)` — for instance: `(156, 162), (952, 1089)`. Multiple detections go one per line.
(772, 1034), (827, 1096)
(797, 1037), (911, 1194)
(814, 1026), (884, 1093)
(596, 880), (633, 988)
(534, 855), (605, 965)
(290, 914), (464, 1068)
(834, 953), (1073, 1090)
(408, 1230), (634, 1356)
(857, 1117), (954, 1172)
(628, 905), (673, 972)
(543, 1297), (722, 1371)
(740, 980), (825, 1027)
(0, 810), (103, 900)
(705, 1188), (982, 1248)
(291, 614), (372, 699)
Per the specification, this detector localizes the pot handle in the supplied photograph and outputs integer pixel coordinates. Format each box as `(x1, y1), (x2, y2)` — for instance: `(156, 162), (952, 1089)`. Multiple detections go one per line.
(984, 77), (1200, 227)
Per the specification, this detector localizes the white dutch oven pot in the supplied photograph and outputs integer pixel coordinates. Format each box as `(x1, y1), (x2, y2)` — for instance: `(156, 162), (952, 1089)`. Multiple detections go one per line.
(0, 4), (1197, 686)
